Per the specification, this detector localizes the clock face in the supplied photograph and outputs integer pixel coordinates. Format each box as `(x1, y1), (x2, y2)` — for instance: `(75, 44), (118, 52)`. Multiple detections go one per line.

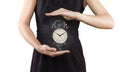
(52, 28), (68, 44)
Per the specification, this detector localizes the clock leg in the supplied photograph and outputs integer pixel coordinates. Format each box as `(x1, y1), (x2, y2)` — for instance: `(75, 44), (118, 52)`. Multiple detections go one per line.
(58, 47), (62, 51)
(56, 44), (62, 51)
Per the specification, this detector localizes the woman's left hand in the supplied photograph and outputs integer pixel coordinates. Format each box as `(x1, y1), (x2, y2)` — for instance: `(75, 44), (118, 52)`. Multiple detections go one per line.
(45, 8), (77, 20)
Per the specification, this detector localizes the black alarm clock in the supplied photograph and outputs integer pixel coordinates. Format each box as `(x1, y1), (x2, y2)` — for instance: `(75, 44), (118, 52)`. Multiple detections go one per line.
(50, 18), (69, 51)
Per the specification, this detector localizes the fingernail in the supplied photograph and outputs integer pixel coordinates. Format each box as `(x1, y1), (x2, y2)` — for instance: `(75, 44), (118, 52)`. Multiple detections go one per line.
(67, 50), (70, 53)
(54, 48), (56, 51)
(52, 47), (56, 51)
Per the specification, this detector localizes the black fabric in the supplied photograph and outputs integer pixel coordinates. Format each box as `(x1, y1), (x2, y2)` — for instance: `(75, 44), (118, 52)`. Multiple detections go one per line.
(30, 0), (86, 72)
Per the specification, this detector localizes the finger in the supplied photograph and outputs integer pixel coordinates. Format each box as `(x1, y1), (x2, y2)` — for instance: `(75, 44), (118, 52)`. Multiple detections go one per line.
(51, 50), (70, 57)
(40, 44), (48, 51)
(45, 13), (52, 16)
(43, 50), (51, 56)
(45, 50), (70, 57)
(46, 47), (57, 52)
(42, 44), (56, 52)
(45, 11), (62, 16)
(45, 13), (58, 16)
(56, 50), (70, 55)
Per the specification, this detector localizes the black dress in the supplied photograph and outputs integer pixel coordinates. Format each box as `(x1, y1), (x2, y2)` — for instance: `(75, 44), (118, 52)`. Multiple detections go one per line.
(30, 0), (86, 72)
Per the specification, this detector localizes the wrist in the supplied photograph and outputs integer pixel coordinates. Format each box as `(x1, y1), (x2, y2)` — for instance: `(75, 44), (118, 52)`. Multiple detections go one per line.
(35, 44), (42, 50)
(73, 12), (78, 20)
(73, 12), (82, 21)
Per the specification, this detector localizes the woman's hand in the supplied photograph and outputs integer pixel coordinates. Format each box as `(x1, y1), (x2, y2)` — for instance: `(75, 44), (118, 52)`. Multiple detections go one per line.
(36, 44), (70, 57)
(46, 0), (114, 29)
(45, 8), (77, 20)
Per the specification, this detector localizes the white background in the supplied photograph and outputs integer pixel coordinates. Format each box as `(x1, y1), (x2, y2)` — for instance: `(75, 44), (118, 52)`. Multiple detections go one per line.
(0, 0), (120, 72)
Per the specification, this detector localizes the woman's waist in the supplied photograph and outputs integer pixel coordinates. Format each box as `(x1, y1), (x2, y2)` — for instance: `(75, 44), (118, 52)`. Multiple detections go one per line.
(37, 28), (79, 37)
(37, 29), (80, 44)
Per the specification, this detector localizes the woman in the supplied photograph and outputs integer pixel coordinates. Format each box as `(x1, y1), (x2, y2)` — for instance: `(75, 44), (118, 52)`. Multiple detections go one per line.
(19, 0), (114, 72)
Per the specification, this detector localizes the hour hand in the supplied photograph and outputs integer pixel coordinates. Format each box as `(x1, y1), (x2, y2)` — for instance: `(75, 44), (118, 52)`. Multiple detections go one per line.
(55, 32), (60, 36)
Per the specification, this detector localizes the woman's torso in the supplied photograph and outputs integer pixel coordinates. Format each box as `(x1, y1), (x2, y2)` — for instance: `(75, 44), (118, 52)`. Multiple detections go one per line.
(34, 0), (84, 50)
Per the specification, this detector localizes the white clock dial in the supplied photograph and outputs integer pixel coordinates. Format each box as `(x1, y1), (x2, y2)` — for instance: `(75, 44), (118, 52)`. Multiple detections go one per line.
(52, 28), (68, 44)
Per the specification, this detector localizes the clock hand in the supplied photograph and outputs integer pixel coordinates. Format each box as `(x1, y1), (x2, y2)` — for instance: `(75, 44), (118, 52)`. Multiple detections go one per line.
(55, 32), (61, 36)
(59, 32), (65, 36)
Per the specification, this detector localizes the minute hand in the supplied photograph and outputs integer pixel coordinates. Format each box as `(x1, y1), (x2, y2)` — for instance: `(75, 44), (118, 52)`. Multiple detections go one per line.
(59, 32), (65, 36)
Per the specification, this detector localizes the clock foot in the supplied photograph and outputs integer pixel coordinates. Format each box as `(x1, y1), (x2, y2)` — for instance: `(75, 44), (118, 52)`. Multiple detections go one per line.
(58, 47), (62, 51)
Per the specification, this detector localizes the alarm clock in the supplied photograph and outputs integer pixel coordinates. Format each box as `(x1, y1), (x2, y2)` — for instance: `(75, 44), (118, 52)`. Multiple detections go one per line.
(51, 19), (69, 51)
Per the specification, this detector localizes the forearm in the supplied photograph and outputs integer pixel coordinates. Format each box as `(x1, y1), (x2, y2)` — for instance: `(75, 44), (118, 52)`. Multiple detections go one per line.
(19, 24), (41, 49)
(74, 12), (114, 29)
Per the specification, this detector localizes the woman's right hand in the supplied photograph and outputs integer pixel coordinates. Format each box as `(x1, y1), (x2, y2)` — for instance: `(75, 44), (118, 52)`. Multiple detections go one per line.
(36, 44), (70, 57)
